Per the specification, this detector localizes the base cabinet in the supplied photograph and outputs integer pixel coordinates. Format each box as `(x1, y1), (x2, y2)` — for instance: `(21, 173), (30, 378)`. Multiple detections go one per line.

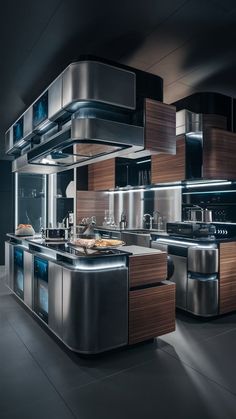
(129, 281), (176, 345)
(219, 242), (236, 314)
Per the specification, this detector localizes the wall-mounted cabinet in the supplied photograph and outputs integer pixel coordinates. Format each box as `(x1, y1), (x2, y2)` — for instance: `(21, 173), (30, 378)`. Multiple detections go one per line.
(85, 99), (176, 191)
(86, 157), (152, 191)
(203, 128), (236, 180)
(151, 135), (185, 184)
(151, 122), (236, 184)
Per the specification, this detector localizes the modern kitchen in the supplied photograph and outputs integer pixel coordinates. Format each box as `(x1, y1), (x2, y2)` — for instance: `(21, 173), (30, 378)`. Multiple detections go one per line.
(1, 1), (236, 418)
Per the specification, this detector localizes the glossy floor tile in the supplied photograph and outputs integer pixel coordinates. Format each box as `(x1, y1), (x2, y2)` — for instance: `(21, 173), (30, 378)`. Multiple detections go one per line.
(1, 270), (236, 418)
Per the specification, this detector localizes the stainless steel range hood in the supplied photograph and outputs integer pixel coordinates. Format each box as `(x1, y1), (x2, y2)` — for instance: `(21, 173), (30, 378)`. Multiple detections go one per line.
(6, 58), (164, 173)
(176, 109), (202, 136)
(13, 117), (143, 173)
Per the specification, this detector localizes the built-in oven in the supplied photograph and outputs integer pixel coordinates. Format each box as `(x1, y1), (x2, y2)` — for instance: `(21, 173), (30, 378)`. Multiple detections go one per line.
(34, 256), (49, 323)
(13, 247), (24, 299)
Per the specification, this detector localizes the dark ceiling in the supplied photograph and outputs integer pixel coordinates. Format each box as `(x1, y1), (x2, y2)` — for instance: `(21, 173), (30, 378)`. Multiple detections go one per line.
(1, 0), (236, 156)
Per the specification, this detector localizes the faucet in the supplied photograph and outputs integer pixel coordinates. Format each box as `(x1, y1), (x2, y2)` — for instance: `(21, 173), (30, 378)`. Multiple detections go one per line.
(143, 213), (153, 230)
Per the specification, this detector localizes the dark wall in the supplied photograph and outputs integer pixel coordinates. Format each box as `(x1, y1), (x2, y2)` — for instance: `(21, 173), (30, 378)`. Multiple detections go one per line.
(0, 161), (14, 264)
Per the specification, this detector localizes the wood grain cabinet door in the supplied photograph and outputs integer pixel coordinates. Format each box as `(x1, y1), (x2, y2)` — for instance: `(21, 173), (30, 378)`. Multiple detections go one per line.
(129, 281), (176, 345)
(129, 252), (167, 288)
(219, 242), (236, 314)
(151, 135), (185, 183)
(145, 99), (176, 155)
(88, 158), (116, 190)
(203, 128), (236, 180)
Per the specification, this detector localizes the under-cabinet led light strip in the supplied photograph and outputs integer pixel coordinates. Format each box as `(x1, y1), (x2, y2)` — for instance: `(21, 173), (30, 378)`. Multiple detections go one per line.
(185, 181), (232, 188)
(107, 180), (233, 194)
(108, 185), (182, 194)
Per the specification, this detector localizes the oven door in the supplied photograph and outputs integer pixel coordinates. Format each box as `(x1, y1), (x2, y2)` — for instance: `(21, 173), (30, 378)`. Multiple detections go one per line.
(34, 256), (49, 323)
(14, 247), (24, 299)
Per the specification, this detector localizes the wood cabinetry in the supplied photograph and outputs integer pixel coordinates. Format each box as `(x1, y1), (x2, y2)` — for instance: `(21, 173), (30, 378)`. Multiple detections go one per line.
(87, 99), (176, 190)
(88, 158), (116, 191)
(151, 135), (185, 183)
(203, 128), (236, 180)
(219, 242), (236, 314)
(144, 99), (176, 155)
(129, 282), (176, 345)
(202, 114), (227, 131)
(76, 190), (109, 225)
(128, 249), (175, 345)
(129, 252), (167, 288)
(151, 116), (234, 183)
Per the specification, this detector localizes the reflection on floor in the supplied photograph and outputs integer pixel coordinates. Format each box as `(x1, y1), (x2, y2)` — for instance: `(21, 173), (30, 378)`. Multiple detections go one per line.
(1, 266), (236, 418)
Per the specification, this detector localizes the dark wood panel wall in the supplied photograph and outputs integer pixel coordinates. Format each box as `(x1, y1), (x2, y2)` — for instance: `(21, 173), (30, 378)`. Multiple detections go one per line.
(76, 191), (109, 225)
(151, 135), (185, 183)
(202, 114), (228, 131)
(203, 128), (236, 180)
(219, 242), (236, 314)
(88, 158), (116, 191)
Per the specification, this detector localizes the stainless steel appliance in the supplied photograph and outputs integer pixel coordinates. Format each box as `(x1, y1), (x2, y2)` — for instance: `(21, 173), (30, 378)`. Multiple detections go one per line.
(167, 222), (216, 238)
(151, 222), (236, 316)
(151, 236), (219, 316)
(187, 246), (218, 316)
(5, 58), (165, 174)
(34, 256), (49, 322)
(6, 234), (129, 354)
(42, 228), (70, 241)
(14, 247), (24, 299)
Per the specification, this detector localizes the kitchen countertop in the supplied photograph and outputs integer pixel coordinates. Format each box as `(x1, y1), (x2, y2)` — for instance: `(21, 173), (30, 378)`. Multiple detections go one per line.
(119, 245), (165, 255)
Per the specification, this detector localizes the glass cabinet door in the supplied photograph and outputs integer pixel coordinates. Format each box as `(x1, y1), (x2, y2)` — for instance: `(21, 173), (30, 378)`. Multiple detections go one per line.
(15, 173), (47, 232)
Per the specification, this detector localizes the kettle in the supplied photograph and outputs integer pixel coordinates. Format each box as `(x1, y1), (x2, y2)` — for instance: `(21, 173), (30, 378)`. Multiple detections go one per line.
(188, 206), (212, 223)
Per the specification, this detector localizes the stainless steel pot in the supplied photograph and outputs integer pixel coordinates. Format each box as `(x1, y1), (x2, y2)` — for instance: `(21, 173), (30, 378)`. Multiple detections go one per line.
(189, 208), (212, 223)
(202, 209), (212, 223)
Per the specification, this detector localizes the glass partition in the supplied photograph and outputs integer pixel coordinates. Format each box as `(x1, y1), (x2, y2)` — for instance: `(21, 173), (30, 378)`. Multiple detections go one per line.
(15, 173), (47, 232)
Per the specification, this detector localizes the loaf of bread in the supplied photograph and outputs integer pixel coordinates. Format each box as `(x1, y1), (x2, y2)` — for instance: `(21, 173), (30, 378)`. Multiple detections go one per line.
(15, 224), (35, 236)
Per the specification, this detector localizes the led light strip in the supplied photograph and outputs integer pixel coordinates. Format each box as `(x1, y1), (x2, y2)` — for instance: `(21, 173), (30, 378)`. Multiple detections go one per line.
(185, 181), (232, 188)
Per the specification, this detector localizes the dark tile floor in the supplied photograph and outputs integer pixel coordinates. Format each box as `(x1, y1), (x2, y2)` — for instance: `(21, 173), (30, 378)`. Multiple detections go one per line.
(1, 267), (236, 419)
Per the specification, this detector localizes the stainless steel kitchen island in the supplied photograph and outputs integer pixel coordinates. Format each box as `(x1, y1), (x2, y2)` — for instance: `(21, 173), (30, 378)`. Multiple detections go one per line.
(5, 234), (175, 354)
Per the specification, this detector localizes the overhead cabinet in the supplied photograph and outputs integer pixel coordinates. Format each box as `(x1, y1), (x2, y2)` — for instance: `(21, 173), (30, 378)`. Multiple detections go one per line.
(87, 99), (176, 190)
(151, 113), (236, 183)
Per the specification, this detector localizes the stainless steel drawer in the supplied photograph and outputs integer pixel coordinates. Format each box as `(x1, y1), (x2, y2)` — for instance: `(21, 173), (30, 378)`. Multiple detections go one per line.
(187, 274), (218, 316)
(188, 246), (218, 274)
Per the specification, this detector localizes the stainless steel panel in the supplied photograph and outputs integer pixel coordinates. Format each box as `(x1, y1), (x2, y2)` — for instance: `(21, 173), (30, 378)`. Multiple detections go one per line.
(188, 246), (218, 274)
(48, 75), (64, 121)
(71, 117), (144, 149)
(62, 61), (136, 110)
(48, 262), (63, 338)
(62, 266), (128, 353)
(110, 190), (149, 229)
(12, 154), (62, 174)
(121, 231), (150, 247)
(5, 127), (13, 154)
(24, 250), (33, 308)
(153, 187), (182, 229)
(169, 255), (187, 309)
(23, 107), (33, 140)
(5, 242), (14, 289)
(152, 240), (187, 307)
(176, 109), (202, 135)
(187, 274), (218, 316)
